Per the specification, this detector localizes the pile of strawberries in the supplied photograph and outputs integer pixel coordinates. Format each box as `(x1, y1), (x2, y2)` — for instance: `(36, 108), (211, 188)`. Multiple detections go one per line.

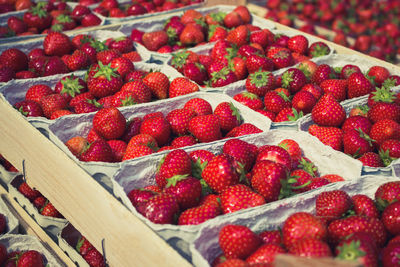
(264, 0), (400, 62)
(211, 182), (400, 267)
(0, 31), (141, 82)
(132, 6), (253, 53)
(126, 138), (344, 225)
(91, 0), (203, 19)
(16, 179), (64, 219)
(13, 65), (197, 120)
(1, 2), (102, 39)
(305, 67), (400, 168)
(0, 0), (32, 14)
(169, 32), (331, 88)
(0, 247), (47, 267)
(76, 235), (105, 267)
(64, 99), (263, 162)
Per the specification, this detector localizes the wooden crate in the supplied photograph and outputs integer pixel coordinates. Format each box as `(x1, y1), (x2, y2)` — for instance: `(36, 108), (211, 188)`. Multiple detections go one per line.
(1, 3), (400, 266)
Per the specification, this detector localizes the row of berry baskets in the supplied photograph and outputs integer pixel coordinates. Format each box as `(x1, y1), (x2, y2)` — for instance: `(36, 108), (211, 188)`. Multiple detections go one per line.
(0, 3), (400, 266)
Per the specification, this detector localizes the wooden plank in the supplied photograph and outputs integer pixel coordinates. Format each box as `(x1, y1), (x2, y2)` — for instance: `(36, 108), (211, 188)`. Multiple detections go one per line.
(0, 99), (191, 267)
(275, 254), (361, 267)
(206, 0), (246, 6)
(0, 185), (74, 266)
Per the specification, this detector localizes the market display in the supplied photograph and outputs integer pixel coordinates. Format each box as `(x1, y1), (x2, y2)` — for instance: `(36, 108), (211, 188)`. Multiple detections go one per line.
(0, 1), (399, 266)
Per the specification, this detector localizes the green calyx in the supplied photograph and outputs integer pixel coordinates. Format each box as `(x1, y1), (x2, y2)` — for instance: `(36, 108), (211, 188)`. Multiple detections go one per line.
(165, 174), (189, 188)
(120, 96), (137, 107)
(279, 176), (311, 199)
(17, 106), (28, 117)
(56, 14), (73, 23)
(336, 240), (366, 261)
(298, 64), (311, 79)
(249, 69), (272, 88)
(191, 159), (208, 180)
(287, 108), (303, 121)
(354, 105), (370, 114)
(209, 11), (226, 24)
(281, 70), (294, 89)
(229, 102), (242, 123)
(166, 27), (178, 43)
(90, 39), (108, 52)
(87, 99), (103, 108)
(382, 78), (397, 90)
(93, 62), (119, 81)
(194, 17), (207, 28)
(276, 91), (290, 102)
(60, 75), (84, 97)
(310, 44), (329, 58)
(298, 157), (318, 177)
(241, 92), (258, 100)
(356, 128), (375, 147)
(371, 86), (396, 103)
(30, 2), (48, 18)
(211, 67), (230, 82)
(379, 149), (395, 167)
(76, 237), (85, 252)
(200, 179), (213, 195)
(171, 50), (190, 69)
(51, 24), (63, 32)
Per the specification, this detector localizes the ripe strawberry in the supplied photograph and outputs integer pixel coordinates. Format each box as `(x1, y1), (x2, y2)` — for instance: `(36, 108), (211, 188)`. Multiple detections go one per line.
(292, 90), (317, 114)
(96, 49), (121, 65)
(142, 71), (169, 100)
(178, 202), (220, 225)
(166, 108), (195, 136)
(311, 93), (346, 127)
(223, 138), (257, 173)
(342, 116), (372, 134)
(335, 233), (378, 266)
(381, 201), (400, 236)
(14, 100), (43, 117)
(289, 238), (332, 258)
(188, 114), (222, 143)
(209, 67), (237, 88)
(287, 35), (308, 54)
(233, 6), (251, 24)
(245, 70), (275, 97)
(141, 31), (169, 51)
(0, 48), (28, 73)
(76, 236), (94, 256)
(258, 230), (282, 245)
(368, 102), (400, 124)
(225, 123), (262, 137)
(230, 56), (248, 80)
(93, 107), (126, 140)
(270, 49), (294, 69)
(380, 139), (400, 166)
(308, 42), (331, 58)
(347, 72), (374, 99)
(183, 98), (212, 117)
(122, 144), (154, 161)
(219, 224), (261, 259)
(375, 181), (400, 211)
(156, 149), (191, 188)
(82, 247), (106, 267)
(127, 188), (157, 207)
(18, 182), (41, 201)
(138, 193), (179, 224)
(274, 107), (303, 122)
(65, 136), (88, 158)
(257, 145), (292, 169)
(233, 92), (264, 111)
(183, 62), (208, 85)
(140, 115), (171, 146)
(109, 56), (134, 79)
(171, 136), (197, 149)
(25, 84), (53, 103)
(263, 91), (290, 114)
(282, 212), (327, 248)
(17, 250), (44, 267)
(367, 66), (390, 87)
(319, 79), (347, 102)
(382, 242), (400, 267)
(80, 140), (114, 162)
(180, 23), (205, 46)
(311, 64), (336, 85)
(43, 32), (72, 57)
(214, 102), (242, 133)
(120, 80), (152, 104)
(246, 243), (285, 264)
(201, 154), (239, 193)
(87, 62), (123, 98)
(169, 77), (199, 98)
(251, 160), (288, 202)
(164, 176), (201, 210)
(358, 152), (384, 167)
(245, 54), (274, 74)
(343, 129), (375, 157)
(351, 194), (379, 218)
(370, 119), (400, 145)
(40, 202), (62, 218)
(220, 184), (265, 214)
(308, 124), (343, 151)
(107, 140), (127, 162)
(316, 190), (352, 222)
(39, 94), (68, 119)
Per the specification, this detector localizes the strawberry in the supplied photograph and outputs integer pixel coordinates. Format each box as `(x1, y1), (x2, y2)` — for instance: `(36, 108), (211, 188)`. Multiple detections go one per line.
(189, 149), (215, 179)
(375, 181), (400, 211)
(219, 224), (261, 259)
(380, 139), (400, 166)
(140, 116), (171, 146)
(223, 138), (257, 173)
(178, 202), (220, 225)
(225, 123), (262, 137)
(270, 49), (294, 69)
(23, 3), (52, 31)
(257, 145), (292, 170)
(297, 60), (318, 80)
(278, 139), (301, 163)
(214, 102), (242, 133)
(245, 54), (274, 74)
(367, 66), (390, 87)
(223, 11), (243, 28)
(109, 56), (135, 79)
(210, 67), (237, 88)
(368, 102), (400, 124)
(141, 31), (169, 51)
(287, 35), (309, 54)
(220, 184), (265, 214)
(251, 160), (288, 202)
(138, 193), (179, 224)
(87, 62), (123, 98)
(166, 108), (195, 136)
(142, 71), (169, 100)
(201, 154), (239, 193)
(351, 194), (379, 218)
(358, 152), (384, 167)
(308, 125), (343, 151)
(382, 242), (400, 267)
(311, 64), (336, 85)
(171, 136), (197, 149)
(82, 246), (106, 267)
(65, 136), (88, 158)
(233, 92), (264, 111)
(43, 32), (72, 57)
(342, 116), (372, 134)
(230, 56), (248, 80)
(80, 140), (114, 162)
(43, 56), (69, 77)
(343, 129), (375, 157)
(289, 238), (332, 258)
(14, 100), (43, 117)
(96, 49), (121, 65)
(55, 75), (87, 102)
(119, 80), (152, 104)
(16, 250), (44, 267)
(122, 144), (154, 161)
(263, 91), (290, 114)
(76, 236), (94, 256)
(233, 6), (251, 24)
(39, 94), (68, 119)
(319, 79), (347, 102)
(180, 23), (205, 46)
(0, 67), (15, 82)
(245, 70), (275, 97)
(164, 176), (201, 210)
(308, 42), (331, 57)
(335, 233), (378, 266)
(18, 182), (41, 201)
(189, 114), (222, 143)
(370, 119), (400, 145)
(127, 189), (157, 207)
(25, 84), (53, 103)
(382, 201), (400, 235)
(282, 212), (327, 248)
(93, 107), (126, 140)
(291, 90), (317, 114)
(156, 149), (191, 188)
(347, 72), (374, 99)
(311, 93), (346, 127)
(258, 230), (282, 245)
(40, 202), (62, 218)
(246, 243), (285, 264)
(107, 140), (127, 162)
(108, 37), (133, 54)
(340, 64), (361, 80)
(316, 190), (352, 222)
(169, 77), (199, 98)
(274, 107), (303, 122)
(183, 62), (208, 85)
(0, 48), (28, 72)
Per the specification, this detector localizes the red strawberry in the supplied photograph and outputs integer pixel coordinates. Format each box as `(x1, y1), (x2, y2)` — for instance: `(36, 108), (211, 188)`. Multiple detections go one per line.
(223, 139), (256, 173)
(358, 152), (384, 167)
(55, 75), (87, 102)
(40, 202), (62, 218)
(375, 181), (400, 211)
(233, 92), (264, 111)
(183, 98), (212, 117)
(368, 102), (400, 124)
(246, 243), (285, 264)
(127, 188), (157, 207)
(156, 149), (191, 188)
(270, 49), (294, 69)
(274, 107), (303, 122)
(122, 144), (154, 161)
(367, 66), (390, 87)
(209, 67), (237, 88)
(39, 94), (68, 119)
(351, 194), (379, 218)
(109, 56), (134, 79)
(201, 154), (239, 193)
(120, 80), (152, 104)
(220, 184), (265, 214)
(43, 32), (72, 57)
(141, 31), (169, 51)
(382, 242), (400, 267)
(245, 70), (275, 97)
(171, 136), (197, 148)
(96, 49), (121, 65)
(169, 77), (199, 98)
(25, 84), (53, 103)
(251, 160), (288, 202)
(282, 212), (327, 248)
(263, 91), (290, 114)
(380, 139), (400, 166)
(179, 23), (205, 46)
(342, 116), (372, 134)
(0, 48), (28, 72)
(178, 202), (220, 225)
(107, 140), (127, 162)
(87, 62), (123, 98)
(166, 108), (195, 136)
(245, 54), (274, 74)
(225, 123), (262, 137)
(16, 250), (44, 267)
(164, 176), (201, 210)
(291, 90), (317, 114)
(343, 129), (375, 157)
(382, 201), (400, 235)
(219, 224), (261, 259)
(93, 107), (126, 140)
(226, 25), (249, 47)
(258, 230), (282, 245)
(214, 102), (242, 133)
(256, 145), (292, 170)
(278, 139), (301, 163)
(319, 79), (347, 102)
(308, 125), (343, 151)
(316, 190), (352, 222)
(14, 100), (43, 117)
(188, 114), (222, 143)
(138, 193), (180, 224)
(80, 140), (114, 162)
(287, 35), (309, 54)
(329, 216), (387, 247)
(335, 233), (378, 266)
(311, 93), (346, 127)
(370, 119), (400, 145)
(308, 42), (331, 57)
(281, 68), (307, 94)
(142, 72), (169, 100)
(311, 64), (336, 85)
(347, 72), (374, 99)
(140, 116), (171, 146)
(340, 64), (362, 79)
(289, 238), (332, 258)
(183, 62), (208, 85)
(18, 182), (41, 201)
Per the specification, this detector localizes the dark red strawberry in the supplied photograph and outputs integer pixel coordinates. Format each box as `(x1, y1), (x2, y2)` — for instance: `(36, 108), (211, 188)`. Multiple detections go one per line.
(40, 202), (62, 218)
(347, 72), (374, 99)
(188, 114), (222, 143)
(16, 250), (44, 267)
(311, 64), (336, 85)
(319, 79), (347, 102)
(233, 92), (264, 110)
(156, 149), (191, 188)
(87, 62), (123, 98)
(351, 194), (379, 218)
(281, 68), (307, 94)
(178, 202), (221, 225)
(311, 93), (346, 127)
(358, 152), (384, 167)
(223, 138), (256, 173)
(342, 116), (372, 134)
(316, 190), (352, 222)
(93, 107), (126, 140)
(263, 91), (290, 114)
(308, 125), (343, 151)
(245, 70), (275, 97)
(214, 102), (242, 133)
(246, 243), (285, 264)
(219, 224), (261, 259)
(43, 32), (72, 57)
(220, 184), (265, 214)
(343, 129), (375, 157)
(375, 181), (400, 211)
(80, 140), (114, 162)
(370, 119), (400, 145)
(382, 201), (400, 235)
(289, 238), (332, 258)
(39, 93), (68, 119)
(14, 100), (43, 117)
(137, 193), (179, 224)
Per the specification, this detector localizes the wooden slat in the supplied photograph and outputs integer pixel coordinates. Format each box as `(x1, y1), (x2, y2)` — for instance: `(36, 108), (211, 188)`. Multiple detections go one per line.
(0, 99), (191, 267)
(275, 255), (361, 267)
